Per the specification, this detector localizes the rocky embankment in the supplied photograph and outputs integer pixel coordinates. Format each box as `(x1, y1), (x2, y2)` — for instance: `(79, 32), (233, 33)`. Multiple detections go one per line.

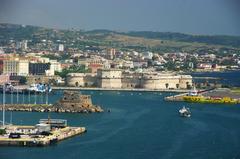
(0, 91), (104, 113)
(0, 104), (104, 113)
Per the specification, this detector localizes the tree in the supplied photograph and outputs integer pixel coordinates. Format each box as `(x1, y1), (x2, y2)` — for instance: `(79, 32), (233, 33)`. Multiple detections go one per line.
(0, 129), (6, 135)
(55, 65), (91, 78)
(19, 76), (27, 84)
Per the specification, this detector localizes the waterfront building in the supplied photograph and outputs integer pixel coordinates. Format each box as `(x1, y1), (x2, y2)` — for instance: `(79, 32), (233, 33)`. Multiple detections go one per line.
(29, 63), (50, 75)
(3, 60), (29, 76)
(66, 69), (192, 90)
(142, 74), (191, 89)
(48, 60), (62, 76)
(66, 73), (97, 87)
(67, 73), (85, 87)
(123, 72), (192, 89)
(97, 69), (122, 88)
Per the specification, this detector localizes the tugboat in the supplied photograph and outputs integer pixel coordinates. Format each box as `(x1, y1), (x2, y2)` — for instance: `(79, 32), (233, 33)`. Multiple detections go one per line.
(179, 106), (191, 117)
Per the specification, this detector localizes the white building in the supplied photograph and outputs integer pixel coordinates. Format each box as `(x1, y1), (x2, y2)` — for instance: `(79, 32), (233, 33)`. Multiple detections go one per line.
(58, 44), (64, 52)
(0, 47), (5, 54)
(46, 60), (62, 76)
(143, 51), (153, 60)
(16, 40), (28, 50)
(22, 40), (28, 50)
(3, 60), (29, 76)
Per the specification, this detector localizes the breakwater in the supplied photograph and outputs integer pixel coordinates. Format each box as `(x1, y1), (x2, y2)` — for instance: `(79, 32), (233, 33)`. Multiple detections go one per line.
(0, 104), (103, 113)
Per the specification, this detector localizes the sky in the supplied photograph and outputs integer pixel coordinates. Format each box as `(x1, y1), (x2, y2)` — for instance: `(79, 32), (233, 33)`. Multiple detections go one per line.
(0, 0), (240, 36)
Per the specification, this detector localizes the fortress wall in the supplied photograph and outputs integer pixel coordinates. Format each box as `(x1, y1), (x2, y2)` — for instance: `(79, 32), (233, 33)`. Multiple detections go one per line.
(66, 76), (85, 87)
(101, 78), (122, 88)
(66, 69), (193, 90)
(121, 77), (141, 88)
(179, 76), (193, 89)
(141, 76), (181, 89)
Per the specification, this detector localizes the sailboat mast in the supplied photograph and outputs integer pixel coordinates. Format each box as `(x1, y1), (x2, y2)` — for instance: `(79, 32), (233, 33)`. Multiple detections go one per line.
(2, 84), (5, 126)
(11, 89), (13, 104)
(28, 89), (30, 104)
(34, 91), (37, 104)
(10, 111), (12, 125)
(46, 84), (49, 105)
(17, 83), (19, 103)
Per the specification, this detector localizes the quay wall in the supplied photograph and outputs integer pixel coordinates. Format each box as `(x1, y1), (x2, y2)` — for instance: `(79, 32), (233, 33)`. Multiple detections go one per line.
(0, 127), (86, 147)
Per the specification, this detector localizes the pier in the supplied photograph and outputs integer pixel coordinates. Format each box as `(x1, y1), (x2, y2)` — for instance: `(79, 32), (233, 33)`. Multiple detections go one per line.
(164, 93), (187, 102)
(0, 126), (86, 146)
(164, 88), (240, 104)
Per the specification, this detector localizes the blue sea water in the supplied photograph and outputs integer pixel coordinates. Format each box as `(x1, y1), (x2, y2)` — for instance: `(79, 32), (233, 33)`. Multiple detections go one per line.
(191, 70), (240, 87)
(0, 90), (240, 159)
(1, 71), (240, 159)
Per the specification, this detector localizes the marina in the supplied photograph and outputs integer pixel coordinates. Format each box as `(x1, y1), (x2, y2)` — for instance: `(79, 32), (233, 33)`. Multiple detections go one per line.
(0, 83), (52, 94)
(0, 89), (93, 147)
(0, 72), (240, 158)
(1, 90), (240, 159)
(0, 120), (86, 146)
(0, 90), (103, 113)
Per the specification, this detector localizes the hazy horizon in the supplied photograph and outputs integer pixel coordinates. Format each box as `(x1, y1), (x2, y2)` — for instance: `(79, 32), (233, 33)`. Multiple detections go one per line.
(0, 0), (240, 36)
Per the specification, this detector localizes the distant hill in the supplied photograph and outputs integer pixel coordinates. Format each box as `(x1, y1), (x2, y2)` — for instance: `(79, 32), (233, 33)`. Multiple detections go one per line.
(0, 23), (239, 53)
(123, 31), (240, 48)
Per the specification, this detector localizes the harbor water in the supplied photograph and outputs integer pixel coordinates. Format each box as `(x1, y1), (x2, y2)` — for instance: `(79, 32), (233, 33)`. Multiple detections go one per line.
(0, 90), (240, 159)
(191, 70), (240, 87)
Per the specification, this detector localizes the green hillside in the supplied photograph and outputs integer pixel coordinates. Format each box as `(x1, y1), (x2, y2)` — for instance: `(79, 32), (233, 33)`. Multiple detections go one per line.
(0, 23), (239, 54)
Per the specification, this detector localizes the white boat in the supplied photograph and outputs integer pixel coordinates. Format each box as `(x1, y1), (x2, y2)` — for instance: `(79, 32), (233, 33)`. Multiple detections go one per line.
(179, 106), (191, 117)
(27, 83), (52, 93)
(188, 86), (198, 96)
(0, 83), (19, 93)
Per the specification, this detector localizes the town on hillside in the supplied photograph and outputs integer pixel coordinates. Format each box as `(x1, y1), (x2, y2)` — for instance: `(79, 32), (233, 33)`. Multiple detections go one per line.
(0, 24), (239, 90)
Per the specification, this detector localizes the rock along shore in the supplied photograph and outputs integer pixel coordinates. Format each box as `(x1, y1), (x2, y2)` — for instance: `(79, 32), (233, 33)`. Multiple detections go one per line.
(0, 104), (104, 113)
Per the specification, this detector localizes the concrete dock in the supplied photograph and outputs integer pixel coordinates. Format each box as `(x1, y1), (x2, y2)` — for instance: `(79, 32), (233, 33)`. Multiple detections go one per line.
(164, 93), (187, 102)
(164, 88), (240, 104)
(0, 126), (86, 146)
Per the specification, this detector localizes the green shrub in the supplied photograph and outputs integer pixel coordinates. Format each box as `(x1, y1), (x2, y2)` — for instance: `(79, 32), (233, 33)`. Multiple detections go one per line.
(0, 129), (6, 135)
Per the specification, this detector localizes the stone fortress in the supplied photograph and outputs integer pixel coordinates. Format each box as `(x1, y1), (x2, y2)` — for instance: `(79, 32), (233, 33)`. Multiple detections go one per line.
(66, 69), (192, 90)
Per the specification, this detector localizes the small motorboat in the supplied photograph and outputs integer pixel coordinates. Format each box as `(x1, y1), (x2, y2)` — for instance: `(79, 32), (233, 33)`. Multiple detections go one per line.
(179, 106), (191, 117)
